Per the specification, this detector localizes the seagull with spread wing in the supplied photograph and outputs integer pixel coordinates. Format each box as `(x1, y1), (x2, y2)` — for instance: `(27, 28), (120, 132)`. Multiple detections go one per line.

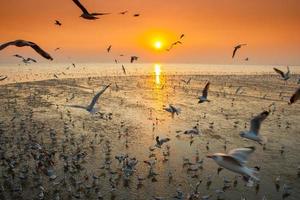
(198, 82), (210, 103)
(240, 111), (269, 144)
(68, 84), (111, 113)
(0, 40), (53, 60)
(163, 104), (181, 117)
(273, 66), (290, 81)
(181, 78), (191, 85)
(232, 44), (247, 58)
(72, 0), (110, 20)
(289, 88), (300, 104)
(130, 56), (138, 63)
(13, 54), (37, 64)
(207, 146), (259, 181)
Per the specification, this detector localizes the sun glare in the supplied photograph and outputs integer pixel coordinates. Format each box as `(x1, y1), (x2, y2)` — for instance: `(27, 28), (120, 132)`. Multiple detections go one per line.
(155, 64), (161, 85)
(154, 41), (162, 49)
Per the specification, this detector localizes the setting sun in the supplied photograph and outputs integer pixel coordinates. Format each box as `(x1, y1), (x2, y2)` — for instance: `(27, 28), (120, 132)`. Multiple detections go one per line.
(154, 41), (162, 49)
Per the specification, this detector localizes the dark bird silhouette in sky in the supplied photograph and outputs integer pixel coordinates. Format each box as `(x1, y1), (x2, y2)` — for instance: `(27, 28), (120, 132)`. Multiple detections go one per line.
(232, 44), (247, 58)
(55, 20), (62, 26)
(130, 56), (138, 63)
(0, 40), (53, 60)
(119, 11), (128, 15)
(107, 45), (112, 53)
(289, 88), (300, 104)
(72, 0), (110, 20)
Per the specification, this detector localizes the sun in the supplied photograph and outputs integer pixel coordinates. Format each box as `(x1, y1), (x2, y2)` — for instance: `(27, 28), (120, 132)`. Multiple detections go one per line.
(154, 41), (162, 49)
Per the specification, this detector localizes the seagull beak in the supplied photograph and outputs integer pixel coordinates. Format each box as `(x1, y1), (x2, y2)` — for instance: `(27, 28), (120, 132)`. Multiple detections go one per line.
(206, 154), (213, 158)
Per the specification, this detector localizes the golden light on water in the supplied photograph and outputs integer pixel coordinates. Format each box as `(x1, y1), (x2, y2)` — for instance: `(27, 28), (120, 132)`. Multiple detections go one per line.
(154, 64), (161, 85)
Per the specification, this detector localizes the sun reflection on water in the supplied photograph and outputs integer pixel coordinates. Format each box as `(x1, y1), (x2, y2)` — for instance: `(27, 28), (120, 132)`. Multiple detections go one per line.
(155, 64), (161, 85)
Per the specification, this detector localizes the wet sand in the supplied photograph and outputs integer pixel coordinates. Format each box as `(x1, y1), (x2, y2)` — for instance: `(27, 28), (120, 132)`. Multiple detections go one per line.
(0, 73), (299, 200)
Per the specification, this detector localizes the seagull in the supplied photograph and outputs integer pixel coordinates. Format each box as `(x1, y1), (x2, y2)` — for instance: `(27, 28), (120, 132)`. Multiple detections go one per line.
(119, 11), (128, 15)
(163, 104), (181, 117)
(54, 47), (60, 51)
(232, 44), (247, 58)
(130, 56), (138, 63)
(107, 45), (112, 53)
(155, 136), (170, 147)
(240, 111), (269, 144)
(0, 75), (7, 81)
(68, 84), (111, 113)
(245, 57), (249, 61)
(0, 40), (53, 60)
(181, 78), (191, 85)
(180, 34), (185, 39)
(207, 146), (259, 181)
(289, 87), (300, 104)
(273, 66), (290, 81)
(13, 54), (37, 64)
(72, 0), (110, 20)
(122, 65), (126, 75)
(55, 20), (62, 26)
(198, 82), (210, 103)
(166, 41), (182, 51)
(133, 14), (140, 17)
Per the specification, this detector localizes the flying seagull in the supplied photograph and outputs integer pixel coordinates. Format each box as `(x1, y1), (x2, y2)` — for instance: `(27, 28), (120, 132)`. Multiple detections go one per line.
(119, 11), (128, 15)
(130, 56), (138, 63)
(107, 45), (112, 53)
(207, 146), (259, 181)
(181, 78), (191, 85)
(72, 0), (110, 20)
(180, 34), (185, 39)
(13, 54), (37, 64)
(164, 104), (181, 117)
(198, 82), (210, 103)
(0, 40), (53, 60)
(240, 111), (269, 144)
(273, 66), (290, 81)
(122, 65), (126, 75)
(232, 44), (247, 58)
(133, 14), (140, 17)
(68, 84), (111, 113)
(289, 88), (300, 104)
(55, 20), (62, 26)
(0, 75), (7, 81)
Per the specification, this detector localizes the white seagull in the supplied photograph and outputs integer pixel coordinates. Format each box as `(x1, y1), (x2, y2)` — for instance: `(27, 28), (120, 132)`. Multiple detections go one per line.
(68, 84), (111, 113)
(207, 146), (259, 181)
(198, 82), (210, 103)
(273, 66), (290, 81)
(240, 111), (269, 144)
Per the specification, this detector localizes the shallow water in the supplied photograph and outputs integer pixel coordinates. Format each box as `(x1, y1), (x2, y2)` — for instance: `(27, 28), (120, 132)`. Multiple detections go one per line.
(0, 72), (299, 200)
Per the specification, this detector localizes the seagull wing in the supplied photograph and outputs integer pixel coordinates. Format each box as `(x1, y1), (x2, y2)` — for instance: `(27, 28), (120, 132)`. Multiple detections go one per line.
(273, 68), (285, 78)
(187, 78), (192, 84)
(0, 41), (19, 51)
(0, 76), (7, 81)
(290, 88), (300, 104)
(91, 12), (110, 16)
(29, 42), (53, 60)
(27, 58), (37, 63)
(122, 65), (126, 75)
(232, 47), (238, 58)
(249, 111), (269, 135)
(86, 84), (111, 112)
(72, 0), (90, 14)
(228, 146), (255, 165)
(202, 82), (210, 98)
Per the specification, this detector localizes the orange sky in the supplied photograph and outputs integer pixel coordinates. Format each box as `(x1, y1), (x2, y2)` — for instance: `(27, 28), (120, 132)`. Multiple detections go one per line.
(0, 0), (300, 65)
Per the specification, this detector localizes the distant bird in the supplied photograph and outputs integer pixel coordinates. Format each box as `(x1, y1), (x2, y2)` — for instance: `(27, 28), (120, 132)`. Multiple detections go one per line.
(181, 78), (191, 84)
(68, 84), (111, 113)
(240, 111), (269, 144)
(122, 65), (126, 75)
(166, 41), (182, 51)
(119, 11), (128, 15)
(54, 20), (62, 26)
(107, 45), (112, 53)
(198, 82), (210, 103)
(207, 146), (259, 181)
(273, 66), (290, 81)
(130, 56), (138, 63)
(72, 0), (110, 20)
(54, 47), (60, 51)
(155, 136), (170, 147)
(245, 57), (249, 61)
(289, 88), (300, 104)
(0, 40), (53, 60)
(13, 54), (37, 64)
(180, 34), (185, 39)
(0, 75), (7, 81)
(164, 104), (181, 117)
(232, 44), (247, 58)
(133, 14), (140, 17)
(53, 74), (59, 79)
